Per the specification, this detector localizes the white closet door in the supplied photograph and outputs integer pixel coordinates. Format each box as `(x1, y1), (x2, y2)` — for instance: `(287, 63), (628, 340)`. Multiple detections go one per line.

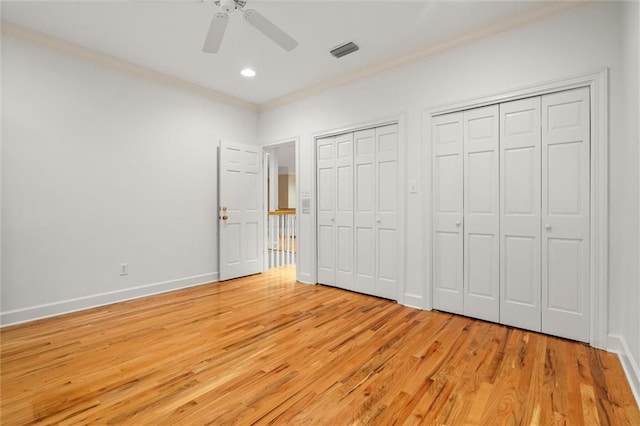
(432, 112), (464, 315)
(335, 133), (355, 290)
(500, 97), (542, 332)
(317, 136), (335, 285)
(541, 87), (590, 342)
(463, 106), (500, 322)
(375, 124), (399, 300)
(354, 128), (376, 295)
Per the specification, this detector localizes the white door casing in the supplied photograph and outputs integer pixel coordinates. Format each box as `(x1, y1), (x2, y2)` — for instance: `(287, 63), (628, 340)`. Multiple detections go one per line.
(219, 140), (264, 281)
(541, 87), (590, 342)
(499, 97), (542, 332)
(463, 105), (500, 322)
(432, 112), (464, 315)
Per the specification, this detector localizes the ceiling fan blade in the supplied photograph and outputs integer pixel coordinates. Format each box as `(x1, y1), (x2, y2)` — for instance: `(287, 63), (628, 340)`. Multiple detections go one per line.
(243, 9), (298, 52)
(203, 12), (230, 53)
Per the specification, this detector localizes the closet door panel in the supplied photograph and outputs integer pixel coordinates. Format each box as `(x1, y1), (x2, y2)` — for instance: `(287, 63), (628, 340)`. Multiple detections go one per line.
(354, 129), (376, 295)
(335, 133), (354, 290)
(541, 87), (590, 342)
(463, 105), (499, 322)
(500, 97), (541, 332)
(432, 113), (464, 314)
(375, 124), (399, 300)
(317, 137), (336, 285)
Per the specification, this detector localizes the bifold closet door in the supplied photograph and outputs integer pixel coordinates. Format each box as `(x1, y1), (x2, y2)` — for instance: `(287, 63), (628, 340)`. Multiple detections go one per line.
(432, 88), (590, 342)
(353, 125), (399, 299)
(317, 136), (336, 286)
(499, 97), (542, 332)
(374, 124), (399, 300)
(353, 128), (376, 296)
(463, 106), (500, 322)
(432, 112), (464, 314)
(335, 133), (355, 290)
(432, 107), (499, 320)
(541, 87), (590, 342)
(316, 134), (354, 290)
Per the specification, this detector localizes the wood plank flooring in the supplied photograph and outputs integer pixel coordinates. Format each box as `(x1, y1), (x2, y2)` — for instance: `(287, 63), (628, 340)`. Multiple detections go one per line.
(2, 266), (638, 425)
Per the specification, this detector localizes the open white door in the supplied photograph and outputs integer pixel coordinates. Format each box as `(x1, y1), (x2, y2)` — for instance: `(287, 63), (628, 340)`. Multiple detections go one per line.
(219, 140), (264, 281)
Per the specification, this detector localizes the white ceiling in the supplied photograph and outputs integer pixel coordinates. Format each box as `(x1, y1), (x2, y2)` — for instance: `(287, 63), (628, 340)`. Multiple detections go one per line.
(2, 1), (555, 106)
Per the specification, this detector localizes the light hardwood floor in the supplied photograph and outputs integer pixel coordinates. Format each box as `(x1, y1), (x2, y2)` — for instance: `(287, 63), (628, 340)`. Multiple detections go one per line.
(2, 266), (639, 425)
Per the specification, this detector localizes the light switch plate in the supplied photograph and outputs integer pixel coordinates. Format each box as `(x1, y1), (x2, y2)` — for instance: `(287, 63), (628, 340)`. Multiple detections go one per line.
(409, 180), (418, 194)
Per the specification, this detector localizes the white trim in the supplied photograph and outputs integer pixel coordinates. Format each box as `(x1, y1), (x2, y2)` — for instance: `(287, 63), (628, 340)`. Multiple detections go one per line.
(311, 116), (401, 141)
(262, 148), (271, 272)
(297, 272), (314, 285)
(397, 114), (407, 305)
(1, 272), (219, 327)
(310, 114), (406, 303)
(258, 2), (585, 112)
(403, 294), (424, 310)
(3, 4), (586, 114)
(608, 334), (640, 408)
(423, 68), (609, 349)
(309, 130), (319, 285)
(261, 136), (299, 150)
(2, 23), (257, 112)
(422, 109), (432, 311)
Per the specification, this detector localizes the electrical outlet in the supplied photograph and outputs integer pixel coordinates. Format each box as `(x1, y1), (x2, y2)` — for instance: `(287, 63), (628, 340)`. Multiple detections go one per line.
(120, 263), (128, 276)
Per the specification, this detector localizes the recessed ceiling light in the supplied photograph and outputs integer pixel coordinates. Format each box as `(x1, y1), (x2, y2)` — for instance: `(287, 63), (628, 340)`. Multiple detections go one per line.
(241, 68), (256, 78)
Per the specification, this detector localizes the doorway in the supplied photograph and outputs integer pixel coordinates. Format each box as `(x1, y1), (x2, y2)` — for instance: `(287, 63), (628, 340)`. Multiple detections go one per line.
(264, 142), (297, 272)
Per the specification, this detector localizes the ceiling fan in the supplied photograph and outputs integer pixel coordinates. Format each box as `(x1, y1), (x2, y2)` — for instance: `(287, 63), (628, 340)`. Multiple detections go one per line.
(203, 0), (298, 54)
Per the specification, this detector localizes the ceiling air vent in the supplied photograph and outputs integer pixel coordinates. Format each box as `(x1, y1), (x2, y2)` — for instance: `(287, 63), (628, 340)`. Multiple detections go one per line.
(330, 41), (359, 58)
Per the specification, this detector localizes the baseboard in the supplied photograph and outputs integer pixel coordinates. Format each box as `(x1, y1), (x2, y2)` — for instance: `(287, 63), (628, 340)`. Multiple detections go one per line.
(1, 272), (219, 327)
(402, 293), (424, 310)
(297, 272), (314, 285)
(608, 334), (640, 408)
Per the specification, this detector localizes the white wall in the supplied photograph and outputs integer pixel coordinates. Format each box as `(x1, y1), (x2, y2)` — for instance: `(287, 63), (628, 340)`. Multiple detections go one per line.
(621, 0), (640, 400)
(259, 1), (639, 390)
(1, 35), (257, 324)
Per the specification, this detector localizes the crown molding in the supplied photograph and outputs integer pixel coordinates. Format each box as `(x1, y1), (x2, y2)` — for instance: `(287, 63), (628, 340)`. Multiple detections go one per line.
(1, 22), (258, 113)
(258, 1), (588, 113)
(2, 2), (591, 114)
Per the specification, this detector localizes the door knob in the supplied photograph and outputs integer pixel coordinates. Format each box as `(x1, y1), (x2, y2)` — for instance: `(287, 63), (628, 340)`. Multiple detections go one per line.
(456, 221), (461, 226)
(376, 219), (381, 224)
(221, 206), (227, 212)
(221, 215), (229, 220)
(545, 224), (551, 230)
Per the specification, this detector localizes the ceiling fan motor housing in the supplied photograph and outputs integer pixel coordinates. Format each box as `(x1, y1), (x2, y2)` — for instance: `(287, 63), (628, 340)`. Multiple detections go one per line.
(218, 0), (245, 14)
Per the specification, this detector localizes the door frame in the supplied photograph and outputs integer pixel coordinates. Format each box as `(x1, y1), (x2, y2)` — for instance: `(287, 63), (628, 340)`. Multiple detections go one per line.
(261, 136), (300, 275)
(310, 114), (407, 303)
(423, 68), (609, 349)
